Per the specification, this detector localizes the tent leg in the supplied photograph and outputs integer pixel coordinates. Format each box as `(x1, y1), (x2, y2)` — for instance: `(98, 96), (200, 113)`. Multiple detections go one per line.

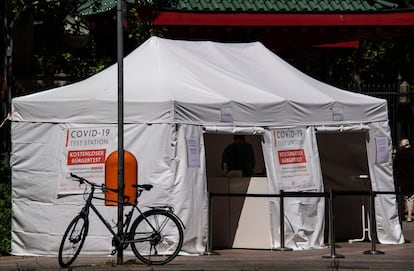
(323, 190), (344, 259)
(364, 191), (384, 255)
(204, 192), (219, 255)
(348, 204), (371, 243)
(274, 190), (292, 251)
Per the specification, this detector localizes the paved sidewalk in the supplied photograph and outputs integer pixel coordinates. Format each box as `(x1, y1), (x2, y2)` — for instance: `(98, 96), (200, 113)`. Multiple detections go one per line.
(1, 221), (414, 271)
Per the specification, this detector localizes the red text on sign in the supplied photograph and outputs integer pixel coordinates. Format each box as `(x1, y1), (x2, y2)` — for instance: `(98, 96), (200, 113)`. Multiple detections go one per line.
(278, 149), (307, 165)
(67, 149), (106, 165)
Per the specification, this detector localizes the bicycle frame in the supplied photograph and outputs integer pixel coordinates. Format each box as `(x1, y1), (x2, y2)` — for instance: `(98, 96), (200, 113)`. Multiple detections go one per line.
(78, 183), (183, 250)
(60, 173), (185, 267)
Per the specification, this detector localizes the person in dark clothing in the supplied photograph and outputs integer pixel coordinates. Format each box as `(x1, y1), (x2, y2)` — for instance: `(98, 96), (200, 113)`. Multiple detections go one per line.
(394, 138), (414, 222)
(221, 135), (256, 177)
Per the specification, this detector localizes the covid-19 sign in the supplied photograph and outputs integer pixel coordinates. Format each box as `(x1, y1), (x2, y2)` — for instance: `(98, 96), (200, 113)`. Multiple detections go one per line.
(59, 126), (117, 194)
(273, 127), (317, 191)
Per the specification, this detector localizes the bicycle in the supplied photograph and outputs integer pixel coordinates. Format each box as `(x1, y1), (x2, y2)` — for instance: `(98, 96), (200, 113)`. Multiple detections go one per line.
(58, 173), (184, 268)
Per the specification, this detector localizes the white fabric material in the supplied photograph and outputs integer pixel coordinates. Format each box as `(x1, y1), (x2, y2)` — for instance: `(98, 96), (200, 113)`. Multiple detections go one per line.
(264, 128), (325, 250)
(11, 122), (207, 255)
(11, 37), (387, 126)
(202, 126), (265, 135)
(365, 121), (404, 244)
(315, 124), (370, 132)
(10, 37), (402, 256)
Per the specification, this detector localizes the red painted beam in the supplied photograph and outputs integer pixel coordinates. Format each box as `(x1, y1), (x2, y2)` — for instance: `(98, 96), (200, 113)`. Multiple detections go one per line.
(314, 40), (360, 48)
(153, 11), (414, 27)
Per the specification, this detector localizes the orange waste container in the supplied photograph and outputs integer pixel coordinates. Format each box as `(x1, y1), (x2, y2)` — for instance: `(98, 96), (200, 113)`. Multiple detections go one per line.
(105, 150), (137, 206)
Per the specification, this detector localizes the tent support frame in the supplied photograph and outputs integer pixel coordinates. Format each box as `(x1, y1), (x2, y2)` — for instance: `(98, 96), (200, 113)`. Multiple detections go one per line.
(116, 0), (125, 265)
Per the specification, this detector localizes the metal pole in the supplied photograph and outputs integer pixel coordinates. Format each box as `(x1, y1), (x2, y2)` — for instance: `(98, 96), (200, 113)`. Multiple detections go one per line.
(116, 0), (125, 265)
(204, 192), (219, 255)
(397, 186), (403, 226)
(3, 0), (12, 118)
(275, 190), (292, 251)
(364, 191), (384, 255)
(323, 189), (344, 258)
(393, 81), (398, 142)
(206, 192), (213, 254)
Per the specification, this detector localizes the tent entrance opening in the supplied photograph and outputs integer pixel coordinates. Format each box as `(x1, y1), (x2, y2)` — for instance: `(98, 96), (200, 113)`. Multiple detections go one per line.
(204, 133), (271, 249)
(316, 131), (371, 242)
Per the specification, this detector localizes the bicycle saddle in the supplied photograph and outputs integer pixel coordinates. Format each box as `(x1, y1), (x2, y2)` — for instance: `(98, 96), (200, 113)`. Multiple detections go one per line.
(132, 184), (153, 191)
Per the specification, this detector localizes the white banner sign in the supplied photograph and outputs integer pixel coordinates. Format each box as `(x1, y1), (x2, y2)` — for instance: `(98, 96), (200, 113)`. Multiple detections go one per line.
(186, 137), (201, 168)
(274, 127), (316, 191)
(59, 126), (117, 194)
(375, 136), (389, 164)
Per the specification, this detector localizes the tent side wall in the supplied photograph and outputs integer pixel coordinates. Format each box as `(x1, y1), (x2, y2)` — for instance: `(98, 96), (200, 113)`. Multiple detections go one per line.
(11, 122), (207, 255)
(11, 120), (403, 256)
(366, 121), (404, 244)
(12, 122), (67, 255)
(263, 127), (326, 249)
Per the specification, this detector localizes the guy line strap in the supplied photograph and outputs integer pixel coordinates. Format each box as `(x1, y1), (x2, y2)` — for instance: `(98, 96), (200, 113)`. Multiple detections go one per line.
(0, 112), (11, 128)
(209, 190), (400, 198)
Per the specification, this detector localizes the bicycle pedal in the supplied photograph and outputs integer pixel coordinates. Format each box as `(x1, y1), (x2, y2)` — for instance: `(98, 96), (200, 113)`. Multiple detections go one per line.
(110, 249), (117, 255)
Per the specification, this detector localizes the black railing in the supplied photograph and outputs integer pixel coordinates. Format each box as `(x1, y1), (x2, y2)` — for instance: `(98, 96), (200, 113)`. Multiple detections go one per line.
(206, 189), (405, 258)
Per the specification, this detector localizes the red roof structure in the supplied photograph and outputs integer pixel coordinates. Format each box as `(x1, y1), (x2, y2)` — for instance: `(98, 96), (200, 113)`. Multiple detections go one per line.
(142, 1), (414, 50)
(77, 0), (414, 50)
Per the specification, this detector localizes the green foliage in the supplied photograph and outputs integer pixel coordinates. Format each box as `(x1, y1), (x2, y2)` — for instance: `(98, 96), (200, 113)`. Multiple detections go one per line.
(404, 0), (414, 8)
(0, 152), (11, 255)
(11, 0), (113, 81)
(33, 39), (112, 79)
(126, 1), (166, 46)
(289, 36), (414, 89)
(11, 0), (79, 19)
(9, 1), (170, 81)
(358, 39), (399, 81)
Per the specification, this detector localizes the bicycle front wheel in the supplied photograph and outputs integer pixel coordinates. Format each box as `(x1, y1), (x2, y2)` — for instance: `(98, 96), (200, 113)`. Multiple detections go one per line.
(130, 209), (184, 265)
(58, 214), (89, 268)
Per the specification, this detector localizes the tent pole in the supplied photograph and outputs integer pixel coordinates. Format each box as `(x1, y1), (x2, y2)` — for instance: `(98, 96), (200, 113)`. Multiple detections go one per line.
(116, 0), (125, 265)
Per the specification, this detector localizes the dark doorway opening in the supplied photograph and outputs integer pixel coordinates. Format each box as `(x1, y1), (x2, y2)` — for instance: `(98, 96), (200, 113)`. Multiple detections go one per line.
(204, 134), (269, 248)
(316, 131), (371, 242)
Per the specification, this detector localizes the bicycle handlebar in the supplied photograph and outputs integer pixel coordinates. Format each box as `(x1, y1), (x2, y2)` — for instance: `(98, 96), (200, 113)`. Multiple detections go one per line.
(70, 173), (116, 193)
(70, 173), (92, 185)
(70, 173), (153, 193)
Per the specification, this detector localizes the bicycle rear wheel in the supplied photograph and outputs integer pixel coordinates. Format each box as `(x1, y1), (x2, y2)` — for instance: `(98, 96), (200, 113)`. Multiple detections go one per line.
(130, 209), (184, 265)
(58, 214), (89, 268)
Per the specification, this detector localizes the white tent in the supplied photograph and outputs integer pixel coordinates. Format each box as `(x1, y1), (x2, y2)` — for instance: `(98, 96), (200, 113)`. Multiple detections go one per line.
(10, 37), (403, 256)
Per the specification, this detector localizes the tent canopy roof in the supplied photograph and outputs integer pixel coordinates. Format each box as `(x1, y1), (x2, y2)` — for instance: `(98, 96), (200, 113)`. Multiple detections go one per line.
(11, 37), (387, 126)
